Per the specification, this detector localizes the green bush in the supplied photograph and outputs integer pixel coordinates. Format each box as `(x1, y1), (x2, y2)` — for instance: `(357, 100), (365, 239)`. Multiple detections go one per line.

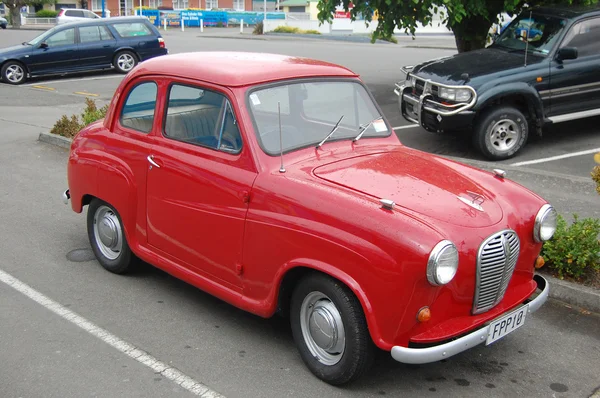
(541, 214), (600, 280)
(303, 29), (321, 35)
(50, 98), (108, 138)
(253, 21), (263, 35)
(592, 165), (600, 195)
(35, 10), (59, 18)
(273, 26), (300, 34)
(371, 31), (397, 43)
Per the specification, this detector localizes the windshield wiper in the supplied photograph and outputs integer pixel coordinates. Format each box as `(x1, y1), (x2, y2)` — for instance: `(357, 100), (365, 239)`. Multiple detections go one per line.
(353, 117), (382, 142)
(316, 115), (344, 149)
(22, 41), (32, 46)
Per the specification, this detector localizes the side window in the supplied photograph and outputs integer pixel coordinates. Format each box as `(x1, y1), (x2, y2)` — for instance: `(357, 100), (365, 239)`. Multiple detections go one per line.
(561, 17), (600, 58)
(120, 82), (158, 134)
(80, 25), (113, 42)
(111, 22), (153, 38)
(164, 84), (242, 153)
(68, 10), (85, 17)
(45, 28), (75, 47)
(85, 11), (99, 18)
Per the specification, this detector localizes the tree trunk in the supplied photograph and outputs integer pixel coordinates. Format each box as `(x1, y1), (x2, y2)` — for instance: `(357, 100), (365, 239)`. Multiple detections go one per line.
(9, 6), (22, 29)
(450, 14), (496, 53)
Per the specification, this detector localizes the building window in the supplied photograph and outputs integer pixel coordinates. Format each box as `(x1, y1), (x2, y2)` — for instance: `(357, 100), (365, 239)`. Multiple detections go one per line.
(206, 0), (218, 9)
(149, 0), (162, 8)
(172, 0), (188, 8)
(91, 0), (103, 11)
(232, 0), (244, 10)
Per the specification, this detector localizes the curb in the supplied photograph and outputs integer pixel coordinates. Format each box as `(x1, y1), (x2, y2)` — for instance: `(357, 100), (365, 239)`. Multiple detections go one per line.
(39, 131), (72, 149)
(36, 133), (599, 314)
(542, 272), (600, 314)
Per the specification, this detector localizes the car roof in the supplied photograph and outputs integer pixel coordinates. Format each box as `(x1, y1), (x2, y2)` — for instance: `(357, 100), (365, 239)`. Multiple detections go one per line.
(58, 16), (149, 28)
(132, 52), (359, 87)
(532, 4), (600, 19)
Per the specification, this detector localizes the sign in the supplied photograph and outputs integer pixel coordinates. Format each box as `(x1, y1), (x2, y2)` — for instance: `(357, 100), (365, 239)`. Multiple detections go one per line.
(334, 10), (351, 18)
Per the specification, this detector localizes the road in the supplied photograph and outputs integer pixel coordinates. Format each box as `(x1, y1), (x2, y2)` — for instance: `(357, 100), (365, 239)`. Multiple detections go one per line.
(0, 27), (599, 398)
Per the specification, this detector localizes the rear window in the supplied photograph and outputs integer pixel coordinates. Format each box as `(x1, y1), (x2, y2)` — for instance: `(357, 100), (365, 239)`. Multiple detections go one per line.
(111, 22), (153, 37)
(66, 10), (85, 17)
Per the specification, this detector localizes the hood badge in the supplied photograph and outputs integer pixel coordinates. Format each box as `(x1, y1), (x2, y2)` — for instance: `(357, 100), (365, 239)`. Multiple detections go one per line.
(457, 191), (485, 212)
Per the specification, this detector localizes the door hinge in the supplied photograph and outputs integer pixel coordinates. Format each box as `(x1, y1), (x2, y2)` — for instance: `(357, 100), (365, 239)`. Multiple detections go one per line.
(235, 263), (243, 276)
(242, 191), (250, 204)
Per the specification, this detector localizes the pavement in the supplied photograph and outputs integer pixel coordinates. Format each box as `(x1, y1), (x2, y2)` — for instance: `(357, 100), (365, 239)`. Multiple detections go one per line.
(1, 28), (599, 398)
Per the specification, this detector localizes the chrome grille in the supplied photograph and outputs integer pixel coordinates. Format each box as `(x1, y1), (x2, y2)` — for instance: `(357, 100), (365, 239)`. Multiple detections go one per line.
(473, 230), (520, 314)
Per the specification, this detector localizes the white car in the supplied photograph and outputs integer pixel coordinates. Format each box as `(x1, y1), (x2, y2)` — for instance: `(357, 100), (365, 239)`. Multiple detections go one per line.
(56, 8), (101, 24)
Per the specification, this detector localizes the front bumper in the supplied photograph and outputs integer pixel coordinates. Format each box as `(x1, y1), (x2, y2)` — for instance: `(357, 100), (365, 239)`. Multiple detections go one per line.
(62, 189), (70, 205)
(394, 79), (477, 133)
(390, 274), (549, 364)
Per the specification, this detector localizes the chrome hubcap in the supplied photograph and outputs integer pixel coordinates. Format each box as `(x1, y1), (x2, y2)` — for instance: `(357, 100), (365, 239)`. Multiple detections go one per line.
(93, 205), (123, 260)
(117, 54), (135, 71)
(489, 119), (520, 152)
(5, 65), (24, 83)
(300, 292), (345, 365)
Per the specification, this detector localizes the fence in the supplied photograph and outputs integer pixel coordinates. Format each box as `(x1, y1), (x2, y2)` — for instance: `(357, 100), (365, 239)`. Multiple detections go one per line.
(22, 16), (57, 25)
(137, 9), (285, 27)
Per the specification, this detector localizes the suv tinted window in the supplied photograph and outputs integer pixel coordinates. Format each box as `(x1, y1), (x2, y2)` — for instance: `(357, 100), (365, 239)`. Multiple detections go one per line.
(164, 84), (242, 153)
(561, 17), (600, 58)
(111, 22), (153, 37)
(79, 25), (113, 42)
(120, 82), (158, 133)
(66, 10), (85, 17)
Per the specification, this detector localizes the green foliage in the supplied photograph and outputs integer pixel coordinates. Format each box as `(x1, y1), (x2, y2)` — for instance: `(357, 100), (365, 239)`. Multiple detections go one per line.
(272, 26), (321, 34)
(592, 165), (600, 195)
(50, 98), (108, 138)
(216, 21), (224, 27)
(253, 21), (263, 34)
(302, 29), (321, 35)
(371, 31), (397, 43)
(541, 214), (600, 280)
(316, 0), (599, 50)
(35, 9), (58, 17)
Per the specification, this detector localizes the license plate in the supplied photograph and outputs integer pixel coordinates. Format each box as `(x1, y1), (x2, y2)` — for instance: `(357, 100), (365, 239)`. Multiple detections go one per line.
(486, 304), (528, 345)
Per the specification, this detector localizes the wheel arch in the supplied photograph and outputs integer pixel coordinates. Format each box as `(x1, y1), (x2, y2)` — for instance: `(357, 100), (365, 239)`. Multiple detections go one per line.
(474, 84), (544, 127)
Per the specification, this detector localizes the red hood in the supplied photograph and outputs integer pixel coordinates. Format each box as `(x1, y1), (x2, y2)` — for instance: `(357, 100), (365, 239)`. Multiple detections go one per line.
(313, 149), (503, 228)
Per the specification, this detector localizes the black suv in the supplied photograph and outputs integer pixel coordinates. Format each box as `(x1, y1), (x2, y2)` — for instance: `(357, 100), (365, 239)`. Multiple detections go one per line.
(395, 5), (600, 160)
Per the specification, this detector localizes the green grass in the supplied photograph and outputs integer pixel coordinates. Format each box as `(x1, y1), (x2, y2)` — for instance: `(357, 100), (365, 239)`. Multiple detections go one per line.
(272, 26), (321, 35)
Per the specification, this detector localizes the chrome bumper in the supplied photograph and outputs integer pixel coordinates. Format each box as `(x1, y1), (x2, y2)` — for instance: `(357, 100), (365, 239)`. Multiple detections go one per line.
(391, 274), (549, 364)
(62, 189), (70, 205)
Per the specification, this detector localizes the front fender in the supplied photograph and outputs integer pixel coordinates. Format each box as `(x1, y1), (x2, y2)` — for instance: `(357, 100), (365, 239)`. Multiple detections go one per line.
(474, 82), (544, 120)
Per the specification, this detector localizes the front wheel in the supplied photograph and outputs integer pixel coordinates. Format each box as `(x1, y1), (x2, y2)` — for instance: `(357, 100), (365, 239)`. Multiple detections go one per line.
(1, 61), (27, 85)
(473, 106), (529, 160)
(113, 50), (138, 74)
(290, 273), (375, 385)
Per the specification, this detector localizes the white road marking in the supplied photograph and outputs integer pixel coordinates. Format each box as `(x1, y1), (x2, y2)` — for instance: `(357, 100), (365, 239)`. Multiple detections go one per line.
(21, 75), (122, 87)
(510, 148), (600, 167)
(393, 125), (420, 130)
(0, 268), (225, 398)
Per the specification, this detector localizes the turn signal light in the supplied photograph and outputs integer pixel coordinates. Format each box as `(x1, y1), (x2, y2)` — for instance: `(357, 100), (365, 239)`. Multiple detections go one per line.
(535, 256), (545, 269)
(417, 306), (431, 322)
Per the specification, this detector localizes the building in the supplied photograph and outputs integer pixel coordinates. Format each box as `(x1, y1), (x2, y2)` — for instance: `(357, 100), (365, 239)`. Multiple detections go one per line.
(86, 0), (262, 18)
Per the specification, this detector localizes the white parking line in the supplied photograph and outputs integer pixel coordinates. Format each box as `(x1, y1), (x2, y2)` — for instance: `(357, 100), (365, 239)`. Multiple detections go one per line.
(21, 75), (122, 87)
(510, 148), (600, 167)
(393, 125), (420, 130)
(0, 268), (225, 398)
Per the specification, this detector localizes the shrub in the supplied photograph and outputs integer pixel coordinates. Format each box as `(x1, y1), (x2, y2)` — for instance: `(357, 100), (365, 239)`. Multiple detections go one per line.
(273, 26), (300, 34)
(35, 9), (58, 18)
(541, 214), (600, 280)
(592, 165), (600, 195)
(253, 21), (263, 35)
(303, 29), (321, 35)
(216, 21), (224, 27)
(50, 98), (108, 139)
(371, 31), (397, 43)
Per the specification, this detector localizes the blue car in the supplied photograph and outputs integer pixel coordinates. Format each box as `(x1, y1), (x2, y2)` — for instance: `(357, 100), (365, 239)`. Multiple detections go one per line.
(0, 16), (167, 85)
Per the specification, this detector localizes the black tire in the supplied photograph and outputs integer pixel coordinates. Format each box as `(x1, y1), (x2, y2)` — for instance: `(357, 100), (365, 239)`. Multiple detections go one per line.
(290, 273), (375, 385)
(473, 106), (529, 160)
(87, 198), (135, 274)
(1, 61), (27, 85)
(113, 50), (138, 74)
(0, 24), (6, 30)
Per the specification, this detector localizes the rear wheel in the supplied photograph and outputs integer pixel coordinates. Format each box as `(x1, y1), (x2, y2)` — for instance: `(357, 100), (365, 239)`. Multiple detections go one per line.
(473, 106), (528, 160)
(113, 50), (138, 74)
(290, 273), (375, 385)
(1, 61), (27, 85)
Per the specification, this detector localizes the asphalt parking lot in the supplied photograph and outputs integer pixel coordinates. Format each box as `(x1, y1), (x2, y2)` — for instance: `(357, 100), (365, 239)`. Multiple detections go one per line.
(0, 27), (599, 398)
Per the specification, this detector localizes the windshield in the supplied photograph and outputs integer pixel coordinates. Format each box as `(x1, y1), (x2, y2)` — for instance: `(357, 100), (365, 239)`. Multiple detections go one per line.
(493, 13), (567, 55)
(248, 80), (390, 155)
(27, 25), (61, 45)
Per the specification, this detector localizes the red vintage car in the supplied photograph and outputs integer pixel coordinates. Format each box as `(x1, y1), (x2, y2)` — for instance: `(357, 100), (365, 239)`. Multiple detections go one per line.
(63, 51), (555, 385)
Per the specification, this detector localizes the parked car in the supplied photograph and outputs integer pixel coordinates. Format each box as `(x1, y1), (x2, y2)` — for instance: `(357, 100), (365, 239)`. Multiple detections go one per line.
(56, 8), (101, 24)
(0, 16), (7, 29)
(0, 16), (167, 85)
(63, 51), (554, 385)
(395, 5), (600, 160)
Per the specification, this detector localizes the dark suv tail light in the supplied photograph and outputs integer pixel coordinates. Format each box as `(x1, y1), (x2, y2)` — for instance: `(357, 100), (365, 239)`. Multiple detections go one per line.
(158, 37), (165, 48)
(58, 9), (65, 16)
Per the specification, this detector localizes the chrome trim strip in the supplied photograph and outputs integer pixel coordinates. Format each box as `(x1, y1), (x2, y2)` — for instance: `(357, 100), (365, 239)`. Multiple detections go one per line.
(551, 86), (600, 99)
(390, 275), (548, 365)
(548, 107), (600, 123)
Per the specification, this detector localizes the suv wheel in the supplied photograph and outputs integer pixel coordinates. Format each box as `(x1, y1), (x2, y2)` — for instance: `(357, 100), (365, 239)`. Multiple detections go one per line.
(473, 106), (528, 160)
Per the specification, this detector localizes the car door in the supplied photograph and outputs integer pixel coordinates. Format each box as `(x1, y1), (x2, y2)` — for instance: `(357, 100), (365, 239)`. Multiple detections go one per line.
(27, 27), (79, 75)
(77, 24), (117, 68)
(548, 17), (600, 118)
(145, 81), (255, 289)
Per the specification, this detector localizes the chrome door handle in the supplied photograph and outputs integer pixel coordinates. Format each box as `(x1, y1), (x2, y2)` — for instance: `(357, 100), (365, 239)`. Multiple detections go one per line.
(147, 155), (160, 168)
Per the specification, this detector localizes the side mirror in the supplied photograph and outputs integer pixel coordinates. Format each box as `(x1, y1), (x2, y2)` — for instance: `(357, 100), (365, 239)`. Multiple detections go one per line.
(39, 42), (48, 49)
(556, 47), (578, 61)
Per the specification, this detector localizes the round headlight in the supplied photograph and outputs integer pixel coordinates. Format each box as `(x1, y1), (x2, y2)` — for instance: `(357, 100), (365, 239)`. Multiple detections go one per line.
(534, 204), (557, 243)
(427, 240), (459, 286)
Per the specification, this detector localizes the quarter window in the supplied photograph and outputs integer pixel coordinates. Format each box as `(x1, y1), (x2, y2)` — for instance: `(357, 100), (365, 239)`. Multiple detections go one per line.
(560, 18), (600, 58)
(111, 22), (153, 37)
(120, 82), (158, 133)
(164, 84), (242, 153)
